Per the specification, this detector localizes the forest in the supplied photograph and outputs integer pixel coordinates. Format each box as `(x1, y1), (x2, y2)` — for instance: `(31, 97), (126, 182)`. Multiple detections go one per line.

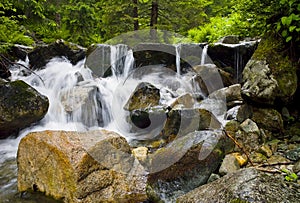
(1, 0), (300, 48)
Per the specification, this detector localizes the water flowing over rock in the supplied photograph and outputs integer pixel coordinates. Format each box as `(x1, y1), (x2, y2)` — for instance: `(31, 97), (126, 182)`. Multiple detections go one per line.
(60, 84), (103, 127)
(241, 33), (297, 105)
(28, 40), (86, 70)
(0, 80), (49, 138)
(208, 41), (258, 82)
(176, 168), (300, 203)
(17, 130), (148, 203)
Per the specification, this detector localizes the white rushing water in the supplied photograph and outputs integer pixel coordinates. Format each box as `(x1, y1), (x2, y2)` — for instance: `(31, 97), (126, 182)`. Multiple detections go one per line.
(0, 44), (228, 203)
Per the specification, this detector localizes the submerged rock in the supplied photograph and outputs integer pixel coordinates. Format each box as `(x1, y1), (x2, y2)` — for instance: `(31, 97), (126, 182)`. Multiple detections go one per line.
(17, 130), (148, 203)
(177, 168), (300, 203)
(0, 80), (49, 138)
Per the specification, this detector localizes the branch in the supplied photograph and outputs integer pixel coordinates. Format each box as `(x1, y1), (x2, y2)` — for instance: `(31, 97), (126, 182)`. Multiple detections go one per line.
(0, 54), (45, 86)
(222, 129), (254, 167)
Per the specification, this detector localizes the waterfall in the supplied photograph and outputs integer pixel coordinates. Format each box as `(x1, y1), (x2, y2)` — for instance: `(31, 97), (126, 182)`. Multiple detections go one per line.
(200, 44), (208, 65)
(175, 44), (181, 76)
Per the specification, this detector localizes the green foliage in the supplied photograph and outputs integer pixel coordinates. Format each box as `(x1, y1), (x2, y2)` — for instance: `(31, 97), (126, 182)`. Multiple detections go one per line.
(281, 168), (298, 182)
(275, 0), (300, 43)
(188, 13), (250, 43)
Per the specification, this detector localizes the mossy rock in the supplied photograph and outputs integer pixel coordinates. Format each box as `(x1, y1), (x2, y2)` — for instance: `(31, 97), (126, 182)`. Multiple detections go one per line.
(243, 32), (297, 105)
(0, 80), (49, 138)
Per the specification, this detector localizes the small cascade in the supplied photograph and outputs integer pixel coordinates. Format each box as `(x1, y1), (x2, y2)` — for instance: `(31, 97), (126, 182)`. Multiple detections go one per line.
(110, 44), (130, 76)
(234, 46), (243, 83)
(200, 44), (208, 65)
(175, 44), (181, 75)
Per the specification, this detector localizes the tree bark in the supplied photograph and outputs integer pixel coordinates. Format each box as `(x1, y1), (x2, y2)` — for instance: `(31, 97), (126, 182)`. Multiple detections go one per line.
(150, 0), (158, 40)
(133, 0), (139, 30)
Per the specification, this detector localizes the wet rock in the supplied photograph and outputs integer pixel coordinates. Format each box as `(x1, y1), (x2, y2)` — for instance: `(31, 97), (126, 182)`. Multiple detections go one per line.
(17, 130), (148, 203)
(147, 130), (230, 202)
(226, 104), (253, 122)
(161, 107), (222, 142)
(124, 82), (160, 111)
(192, 64), (226, 96)
(28, 40), (86, 70)
(60, 84), (103, 127)
(128, 106), (167, 139)
(170, 93), (195, 108)
(0, 80), (49, 138)
(207, 41), (258, 82)
(176, 168), (300, 203)
(252, 108), (284, 133)
(208, 84), (243, 108)
(242, 33), (297, 105)
(8, 44), (33, 61)
(219, 153), (240, 176)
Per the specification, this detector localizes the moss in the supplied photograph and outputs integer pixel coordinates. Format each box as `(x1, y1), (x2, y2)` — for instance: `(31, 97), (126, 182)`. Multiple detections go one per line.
(230, 198), (250, 203)
(252, 32), (297, 100)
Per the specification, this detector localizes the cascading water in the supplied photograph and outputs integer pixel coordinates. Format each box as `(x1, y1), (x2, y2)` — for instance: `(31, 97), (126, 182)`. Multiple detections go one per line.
(0, 43), (227, 202)
(200, 44), (208, 65)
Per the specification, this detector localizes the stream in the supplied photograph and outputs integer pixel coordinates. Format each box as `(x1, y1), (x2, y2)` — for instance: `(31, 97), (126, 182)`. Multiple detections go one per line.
(0, 43), (228, 202)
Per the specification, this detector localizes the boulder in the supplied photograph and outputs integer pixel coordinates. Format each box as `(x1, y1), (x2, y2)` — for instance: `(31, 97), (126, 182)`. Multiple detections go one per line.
(17, 130), (148, 203)
(28, 40), (86, 70)
(170, 93), (196, 108)
(192, 64), (226, 96)
(176, 168), (300, 203)
(0, 80), (49, 138)
(161, 107), (222, 142)
(242, 33), (297, 105)
(146, 130), (232, 202)
(124, 82), (160, 111)
(17, 130), (232, 203)
(60, 84), (103, 127)
(252, 108), (284, 133)
(208, 84), (243, 108)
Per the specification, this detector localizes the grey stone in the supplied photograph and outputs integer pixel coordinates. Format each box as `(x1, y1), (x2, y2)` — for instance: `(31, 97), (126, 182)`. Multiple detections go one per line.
(177, 168), (300, 203)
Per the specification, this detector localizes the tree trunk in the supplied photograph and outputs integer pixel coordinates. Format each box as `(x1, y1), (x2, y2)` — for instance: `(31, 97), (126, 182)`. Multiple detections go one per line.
(133, 0), (139, 30)
(150, 0), (158, 40)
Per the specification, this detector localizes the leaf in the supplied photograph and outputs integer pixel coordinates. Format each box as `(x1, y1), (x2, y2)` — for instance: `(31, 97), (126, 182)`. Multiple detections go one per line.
(281, 16), (288, 25)
(282, 29), (288, 37)
(289, 25), (296, 32)
(286, 36), (292, 42)
(276, 23), (281, 32)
